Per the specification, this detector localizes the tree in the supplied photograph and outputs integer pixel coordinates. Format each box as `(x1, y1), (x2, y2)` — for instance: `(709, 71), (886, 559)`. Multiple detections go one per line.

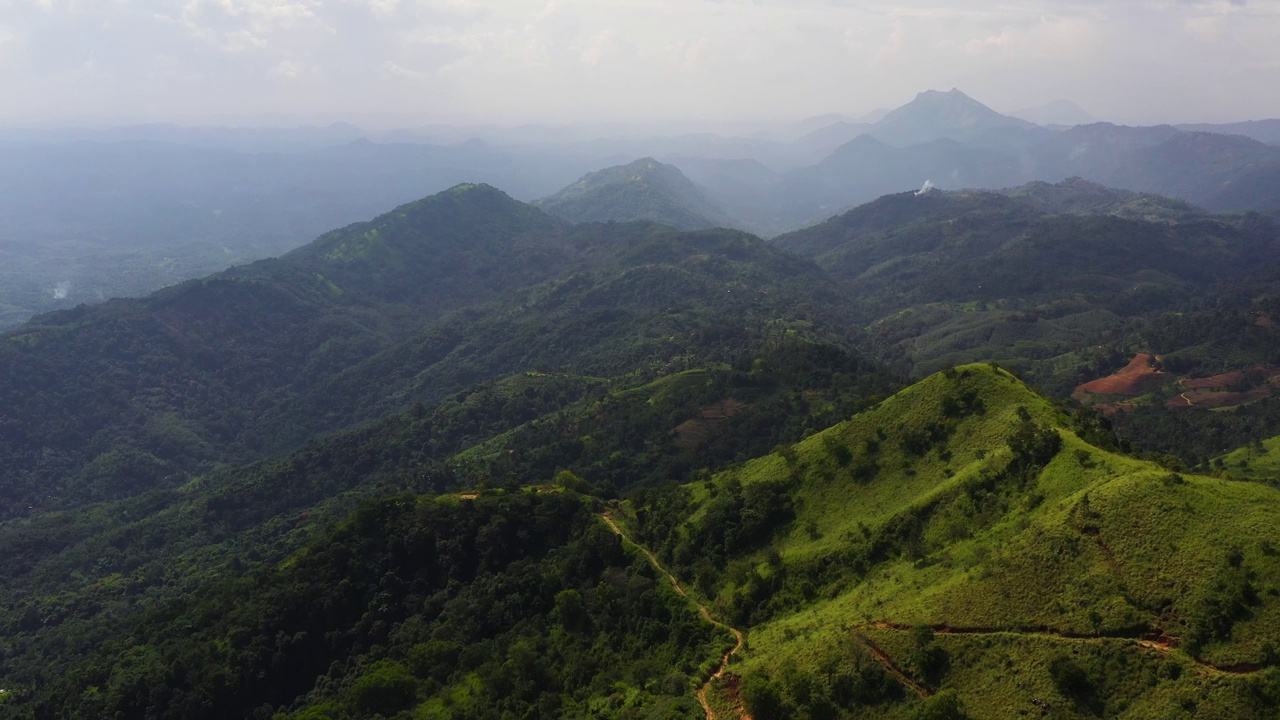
(741, 673), (785, 720)
(349, 660), (417, 716)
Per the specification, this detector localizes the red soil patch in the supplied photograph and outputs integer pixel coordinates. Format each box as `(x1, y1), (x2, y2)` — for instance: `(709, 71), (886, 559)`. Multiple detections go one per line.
(1168, 390), (1255, 409)
(1254, 313), (1275, 328)
(1179, 366), (1280, 390)
(714, 674), (753, 720)
(674, 398), (749, 449)
(700, 398), (748, 420)
(1095, 402), (1141, 416)
(1167, 366), (1280, 409)
(1074, 353), (1171, 398)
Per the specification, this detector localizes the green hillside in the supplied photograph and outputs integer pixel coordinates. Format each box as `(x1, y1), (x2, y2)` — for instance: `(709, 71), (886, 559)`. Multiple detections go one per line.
(772, 180), (1280, 464)
(0, 184), (577, 516)
(0, 188), (857, 519)
(0, 337), (897, 719)
(6, 363), (1278, 719)
(624, 363), (1280, 718)
(1218, 434), (1280, 481)
(774, 183), (1274, 328)
(535, 158), (734, 231)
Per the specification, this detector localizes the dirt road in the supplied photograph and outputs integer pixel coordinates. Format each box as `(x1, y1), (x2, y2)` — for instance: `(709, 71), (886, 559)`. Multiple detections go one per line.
(600, 512), (750, 720)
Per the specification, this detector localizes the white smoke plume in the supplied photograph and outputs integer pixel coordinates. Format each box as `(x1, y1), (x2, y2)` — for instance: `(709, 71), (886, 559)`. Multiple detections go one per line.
(52, 281), (71, 300)
(915, 180), (935, 196)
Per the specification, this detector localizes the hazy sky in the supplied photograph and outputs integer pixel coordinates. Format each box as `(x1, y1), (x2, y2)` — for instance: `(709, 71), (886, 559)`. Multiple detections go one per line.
(1, 0), (1278, 126)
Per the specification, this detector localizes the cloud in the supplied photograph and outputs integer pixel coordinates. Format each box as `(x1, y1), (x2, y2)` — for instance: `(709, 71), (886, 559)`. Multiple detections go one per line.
(964, 15), (1100, 59)
(148, 53), (203, 84)
(223, 29), (268, 52)
(579, 28), (618, 66)
(874, 20), (904, 65)
(171, 0), (323, 52)
(380, 59), (426, 79)
(267, 58), (303, 79)
(1183, 15), (1228, 40)
(667, 37), (707, 72)
(0, 0), (1278, 124)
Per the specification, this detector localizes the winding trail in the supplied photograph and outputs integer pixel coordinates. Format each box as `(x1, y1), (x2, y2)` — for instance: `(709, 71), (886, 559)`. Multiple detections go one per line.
(848, 621), (1269, 694)
(851, 628), (931, 698)
(600, 511), (749, 720)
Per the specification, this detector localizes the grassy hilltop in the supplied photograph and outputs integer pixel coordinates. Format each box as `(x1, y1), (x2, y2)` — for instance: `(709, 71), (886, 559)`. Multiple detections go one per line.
(625, 363), (1280, 719)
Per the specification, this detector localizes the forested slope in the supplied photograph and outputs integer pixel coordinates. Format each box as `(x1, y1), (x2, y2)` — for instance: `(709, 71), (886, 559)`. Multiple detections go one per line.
(773, 179), (1280, 463)
(0, 187), (862, 519)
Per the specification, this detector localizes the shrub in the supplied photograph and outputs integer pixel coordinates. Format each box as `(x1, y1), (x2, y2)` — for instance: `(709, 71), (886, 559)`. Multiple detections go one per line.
(741, 673), (785, 720)
(348, 660), (417, 716)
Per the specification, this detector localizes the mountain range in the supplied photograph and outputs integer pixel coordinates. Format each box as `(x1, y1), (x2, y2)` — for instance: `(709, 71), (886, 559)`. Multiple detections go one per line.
(4, 88), (1280, 329)
(682, 90), (1280, 235)
(3, 115), (1280, 719)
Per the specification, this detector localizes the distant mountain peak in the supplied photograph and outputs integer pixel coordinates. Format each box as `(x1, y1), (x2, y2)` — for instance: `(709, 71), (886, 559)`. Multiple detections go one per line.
(621, 156), (665, 174)
(534, 158), (733, 231)
(888, 88), (1021, 127)
(868, 88), (1038, 148)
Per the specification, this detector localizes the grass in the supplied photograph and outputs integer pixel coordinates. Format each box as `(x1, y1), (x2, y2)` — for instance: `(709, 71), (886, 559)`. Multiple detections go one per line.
(1219, 435), (1280, 481)
(862, 628), (1274, 719)
(644, 363), (1280, 718)
(413, 673), (482, 718)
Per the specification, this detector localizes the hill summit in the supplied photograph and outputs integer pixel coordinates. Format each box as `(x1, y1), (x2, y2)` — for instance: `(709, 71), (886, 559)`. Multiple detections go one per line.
(625, 362), (1280, 718)
(534, 157), (733, 230)
(869, 88), (1042, 148)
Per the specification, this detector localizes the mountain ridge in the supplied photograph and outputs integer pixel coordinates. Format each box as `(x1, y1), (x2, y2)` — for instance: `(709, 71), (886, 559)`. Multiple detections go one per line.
(0, 183), (872, 519)
(625, 363), (1280, 718)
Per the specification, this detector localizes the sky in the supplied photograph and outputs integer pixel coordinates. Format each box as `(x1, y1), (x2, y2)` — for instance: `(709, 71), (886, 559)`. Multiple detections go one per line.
(0, 0), (1278, 127)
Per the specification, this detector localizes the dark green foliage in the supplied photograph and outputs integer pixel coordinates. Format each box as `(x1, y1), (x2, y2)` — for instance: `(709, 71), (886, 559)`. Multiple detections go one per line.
(0, 185), (572, 517)
(909, 625), (950, 687)
(741, 673), (786, 720)
(914, 688), (968, 720)
(406, 640), (459, 681)
(5, 491), (717, 719)
(1006, 415), (1063, 475)
(1183, 557), (1261, 654)
(452, 341), (898, 493)
(0, 186), (887, 519)
(349, 660), (417, 715)
(1038, 643), (1197, 717)
(1049, 654), (1101, 714)
(692, 479), (795, 564)
(747, 644), (905, 720)
(776, 186), (1277, 324)
(824, 435), (854, 467)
